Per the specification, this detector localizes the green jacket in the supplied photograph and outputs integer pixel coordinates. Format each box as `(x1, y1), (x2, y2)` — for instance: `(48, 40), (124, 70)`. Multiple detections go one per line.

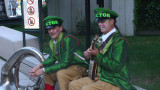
(95, 30), (136, 90)
(42, 33), (88, 74)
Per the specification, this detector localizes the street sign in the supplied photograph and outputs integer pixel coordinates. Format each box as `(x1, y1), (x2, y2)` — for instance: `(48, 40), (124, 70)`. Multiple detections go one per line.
(23, 0), (39, 29)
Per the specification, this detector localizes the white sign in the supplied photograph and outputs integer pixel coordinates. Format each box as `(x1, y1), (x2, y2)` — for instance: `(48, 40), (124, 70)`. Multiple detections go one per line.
(23, 0), (39, 29)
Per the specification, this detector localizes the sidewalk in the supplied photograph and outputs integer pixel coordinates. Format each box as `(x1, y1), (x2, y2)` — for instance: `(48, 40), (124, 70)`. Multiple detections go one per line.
(0, 58), (145, 90)
(0, 58), (34, 86)
(0, 59), (5, 83)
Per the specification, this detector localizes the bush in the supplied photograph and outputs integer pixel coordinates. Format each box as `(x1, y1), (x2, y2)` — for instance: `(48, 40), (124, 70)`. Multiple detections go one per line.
(134, 0), (160, 31)
(76, 18), (99, 35)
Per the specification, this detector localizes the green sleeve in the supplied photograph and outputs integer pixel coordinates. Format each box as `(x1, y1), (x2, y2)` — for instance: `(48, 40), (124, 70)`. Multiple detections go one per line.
(45, 36), (78, 74)
(42, 51), (56, 67)
(95, 38), (128, 72)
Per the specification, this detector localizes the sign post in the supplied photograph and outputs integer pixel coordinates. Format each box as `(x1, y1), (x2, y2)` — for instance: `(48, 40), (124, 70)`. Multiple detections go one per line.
(21, 0), (43, 53)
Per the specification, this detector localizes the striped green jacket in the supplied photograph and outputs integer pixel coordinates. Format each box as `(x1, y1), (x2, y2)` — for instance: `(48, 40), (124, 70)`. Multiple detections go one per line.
(42, 32), (89, 74)
(95, 30), (136, 90)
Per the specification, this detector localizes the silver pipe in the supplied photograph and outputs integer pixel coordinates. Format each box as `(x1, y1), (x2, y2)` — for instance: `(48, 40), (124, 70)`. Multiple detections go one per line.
(0, 47), (45, 90)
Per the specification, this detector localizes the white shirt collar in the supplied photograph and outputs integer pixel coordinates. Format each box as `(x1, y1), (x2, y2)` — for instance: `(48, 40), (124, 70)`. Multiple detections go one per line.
(101, 27), (116, 42)
(53, 40), (57, 44)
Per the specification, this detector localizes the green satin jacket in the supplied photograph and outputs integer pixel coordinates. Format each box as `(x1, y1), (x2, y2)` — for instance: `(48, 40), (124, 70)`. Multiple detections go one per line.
(42, 33), (88, 74)
(95, 30), (136, 90)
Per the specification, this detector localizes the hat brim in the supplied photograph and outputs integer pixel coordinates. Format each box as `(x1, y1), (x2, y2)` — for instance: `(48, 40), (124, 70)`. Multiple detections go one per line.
(96, 17), (108, 22)
(96, 16), (116, 22)
(45, 24), (60, 29)
(45, 25), (54, 29)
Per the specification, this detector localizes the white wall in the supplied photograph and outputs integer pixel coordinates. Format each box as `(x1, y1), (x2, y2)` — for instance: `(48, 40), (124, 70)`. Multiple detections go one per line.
(47, 0), (134, 36)
(112, 0), (134, 36)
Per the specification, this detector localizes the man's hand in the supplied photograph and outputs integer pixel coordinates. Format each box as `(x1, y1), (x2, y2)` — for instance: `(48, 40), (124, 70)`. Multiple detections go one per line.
(30, 68), (43, 77)
(88, 45), (99, 56)
(84, 50), (91, 59)
(30, 64), (43, 77)
(84, 45), (99, 59)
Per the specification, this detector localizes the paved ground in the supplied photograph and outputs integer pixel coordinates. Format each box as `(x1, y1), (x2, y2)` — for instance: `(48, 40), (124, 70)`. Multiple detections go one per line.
(0, 59), (34, 86)
(0, 59), (145, 90)
(0, 59), (5, 83)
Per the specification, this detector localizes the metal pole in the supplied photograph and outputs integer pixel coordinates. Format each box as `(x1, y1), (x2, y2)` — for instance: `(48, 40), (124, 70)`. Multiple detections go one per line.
(21, 0), (26, 47)
(39, 0), (43, 53)
(100, 0), (104, 7)
(97, 0), (104, 7)
(85, 0), (91, 49)
(97, 0), (104, 35)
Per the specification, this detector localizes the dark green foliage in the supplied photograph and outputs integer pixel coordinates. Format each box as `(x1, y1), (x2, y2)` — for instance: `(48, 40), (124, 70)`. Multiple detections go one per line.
(76, 18), (99, 35)
(134, 0), (160, 32)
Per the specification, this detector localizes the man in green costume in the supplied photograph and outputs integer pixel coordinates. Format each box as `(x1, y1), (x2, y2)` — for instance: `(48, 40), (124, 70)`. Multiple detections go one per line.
(30, 16), (88, 90)
(69, 8), (136, 90)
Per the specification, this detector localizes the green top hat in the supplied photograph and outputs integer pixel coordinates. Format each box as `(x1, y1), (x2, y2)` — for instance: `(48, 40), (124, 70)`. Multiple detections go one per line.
(43, 16), (63, 29)
(94, 8), (118, 21)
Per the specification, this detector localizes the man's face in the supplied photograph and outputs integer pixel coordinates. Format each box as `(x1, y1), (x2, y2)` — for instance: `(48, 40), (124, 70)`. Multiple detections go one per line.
(48, 26), (62, 41)
(98, 19), (112, 34)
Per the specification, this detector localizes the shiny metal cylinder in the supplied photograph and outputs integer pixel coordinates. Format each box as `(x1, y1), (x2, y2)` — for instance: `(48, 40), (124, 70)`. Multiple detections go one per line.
(0, 47), (45, 90)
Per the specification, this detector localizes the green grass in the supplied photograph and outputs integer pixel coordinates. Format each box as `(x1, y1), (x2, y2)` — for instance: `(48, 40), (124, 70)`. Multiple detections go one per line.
(5, 24), (22, 31)
(43, 33), (51, 53)
(2, 24), (160, 90)
(126, 36), (160, 90)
